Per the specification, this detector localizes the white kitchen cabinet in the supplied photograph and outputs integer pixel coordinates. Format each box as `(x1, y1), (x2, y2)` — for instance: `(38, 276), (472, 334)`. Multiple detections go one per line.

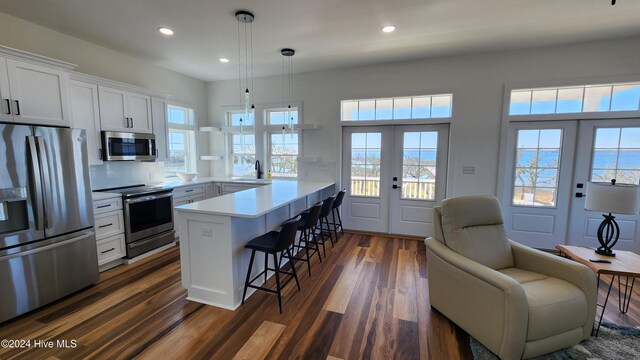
(152, 98), (169, 161)
(0, 58), (11, 123)
(70, 80), (102, 165)
(173, 184), (206, 237)
(205, 182), (221, 198)
(93, 196), (126, 270)
(220, 182), (264, 195)
(98, 86), (152, 133)
(0, 58), (70, 126)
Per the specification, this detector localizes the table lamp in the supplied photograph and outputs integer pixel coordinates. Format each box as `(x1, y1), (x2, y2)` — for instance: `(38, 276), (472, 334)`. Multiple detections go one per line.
(585, 179), (640, 256)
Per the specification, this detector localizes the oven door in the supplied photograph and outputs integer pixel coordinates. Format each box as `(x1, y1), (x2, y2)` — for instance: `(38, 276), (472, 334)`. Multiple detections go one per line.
(124, 192), (174, 242)
(102, 131), (156, 161)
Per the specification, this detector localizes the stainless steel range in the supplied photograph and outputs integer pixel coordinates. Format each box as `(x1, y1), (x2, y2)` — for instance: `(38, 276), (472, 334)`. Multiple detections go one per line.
(96, 185), (175, 258)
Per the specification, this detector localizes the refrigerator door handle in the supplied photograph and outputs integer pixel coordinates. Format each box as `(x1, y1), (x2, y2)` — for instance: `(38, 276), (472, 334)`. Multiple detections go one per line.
(0, 231), (95, 262)
(27, 136), (45, 230)
(35, 136), (54, 228)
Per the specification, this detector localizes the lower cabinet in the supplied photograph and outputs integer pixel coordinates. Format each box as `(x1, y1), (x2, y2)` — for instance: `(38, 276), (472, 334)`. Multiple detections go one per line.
(173, 184), (207, 237)
(93, 196), (126, 270)
(220, 182), (264, 195)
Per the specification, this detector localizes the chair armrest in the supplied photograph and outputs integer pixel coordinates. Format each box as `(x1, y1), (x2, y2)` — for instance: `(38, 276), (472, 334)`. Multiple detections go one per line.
(509, 240), (597, 339)
(425, 238), (528, 360)
(426, 237), (520, 291)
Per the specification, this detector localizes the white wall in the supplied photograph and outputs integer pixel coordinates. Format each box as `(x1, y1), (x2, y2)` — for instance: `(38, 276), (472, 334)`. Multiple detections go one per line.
(207, 36), (640, 196)
(0, 11), (210, 178)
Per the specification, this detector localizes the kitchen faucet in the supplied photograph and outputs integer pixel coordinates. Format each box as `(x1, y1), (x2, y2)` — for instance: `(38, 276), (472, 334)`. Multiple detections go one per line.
(255, 160), (263, 179)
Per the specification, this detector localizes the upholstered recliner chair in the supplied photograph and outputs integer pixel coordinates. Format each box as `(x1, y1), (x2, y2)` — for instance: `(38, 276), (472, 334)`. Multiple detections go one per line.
(425, 196), (597, 360)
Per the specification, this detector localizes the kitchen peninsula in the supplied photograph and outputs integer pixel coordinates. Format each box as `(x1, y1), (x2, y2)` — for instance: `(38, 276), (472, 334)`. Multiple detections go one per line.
(175, 179), (335, 310)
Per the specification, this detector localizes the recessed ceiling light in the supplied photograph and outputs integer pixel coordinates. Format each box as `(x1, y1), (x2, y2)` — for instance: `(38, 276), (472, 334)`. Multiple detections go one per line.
(158, 27), (174, 36)
(219, 58), (230, 63)
(382, 25), (396, 33)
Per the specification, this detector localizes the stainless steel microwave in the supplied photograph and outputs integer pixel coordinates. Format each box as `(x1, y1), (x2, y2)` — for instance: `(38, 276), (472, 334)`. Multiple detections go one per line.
(102, 131), (157, 161)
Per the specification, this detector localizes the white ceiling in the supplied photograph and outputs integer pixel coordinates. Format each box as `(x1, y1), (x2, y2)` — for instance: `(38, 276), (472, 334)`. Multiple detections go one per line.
(0, 0), (639, 81)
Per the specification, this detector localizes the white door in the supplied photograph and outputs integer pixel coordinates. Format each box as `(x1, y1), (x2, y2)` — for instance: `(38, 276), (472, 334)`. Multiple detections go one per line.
(70, 81), (103, 165)
(569, 119), (640, 253)
(502, 121), (577, 249)
(128, 92), (153, 133)
(0, 58), (12, 122)
(99, 86), (129, 132)
(342, 124), (449, 236)
(5, 59), (70, 127)
(341, 127), (393, 233)
(390, 124), (449, 236)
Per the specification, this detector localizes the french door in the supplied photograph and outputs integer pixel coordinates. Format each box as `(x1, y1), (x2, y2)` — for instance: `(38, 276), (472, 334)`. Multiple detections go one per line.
(341, 124), (449, 237)
(503, 119), (640, 253)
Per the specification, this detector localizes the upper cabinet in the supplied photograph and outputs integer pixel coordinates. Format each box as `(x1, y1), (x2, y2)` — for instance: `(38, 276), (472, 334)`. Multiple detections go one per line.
(0, 56), (71, 127)
(152, 98), (169, 161)
(69, 80), (102, 165)
(98, 86), (152, 133)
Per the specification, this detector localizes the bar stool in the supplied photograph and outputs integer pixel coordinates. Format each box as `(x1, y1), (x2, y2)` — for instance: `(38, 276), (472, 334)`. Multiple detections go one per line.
(292, 201), (324, 276)
(329, 189), (346, 238)
(241, 216), (301, 313)
(315, 195), (336, 257)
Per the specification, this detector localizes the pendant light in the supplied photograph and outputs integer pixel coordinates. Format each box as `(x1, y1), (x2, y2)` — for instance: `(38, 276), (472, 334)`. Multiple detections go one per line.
(236, 10), (255, 142)
(281, 48), (295, 137)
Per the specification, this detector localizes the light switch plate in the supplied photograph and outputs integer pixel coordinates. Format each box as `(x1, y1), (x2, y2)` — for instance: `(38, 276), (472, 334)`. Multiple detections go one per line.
(462, 166), (476, 175)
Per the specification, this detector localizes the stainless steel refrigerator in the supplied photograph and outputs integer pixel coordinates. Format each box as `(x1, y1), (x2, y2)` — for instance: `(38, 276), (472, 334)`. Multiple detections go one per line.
(0, 124), (99, 323)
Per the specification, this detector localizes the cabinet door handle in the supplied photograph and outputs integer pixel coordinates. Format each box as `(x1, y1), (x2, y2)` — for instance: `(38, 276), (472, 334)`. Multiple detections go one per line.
(185, 189), (194, 193)
(96, 204), (112, 209)
(98, 223), (113, 228)
(14, 100), (21, 115)
(130, 117), (134, 128)
(100, 247), (116, 254)
(4, 99), (10, 114)
(124, 117), (129, 128)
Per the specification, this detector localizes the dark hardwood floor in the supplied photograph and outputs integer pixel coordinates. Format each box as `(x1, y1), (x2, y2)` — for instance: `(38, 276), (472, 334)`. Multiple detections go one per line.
(0, 233), (638, 360)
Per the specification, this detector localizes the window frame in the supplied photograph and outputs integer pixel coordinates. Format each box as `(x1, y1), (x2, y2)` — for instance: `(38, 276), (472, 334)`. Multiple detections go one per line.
(340, 94), (454, 123)
(166, 102), (197, 177)
(267, 131), (299, 178)
(222, 103), (303, 178)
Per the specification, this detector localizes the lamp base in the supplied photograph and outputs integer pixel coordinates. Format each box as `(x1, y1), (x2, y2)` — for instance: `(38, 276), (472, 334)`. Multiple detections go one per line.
(595, 213), (619, 258)
(595, 247), (616, 257)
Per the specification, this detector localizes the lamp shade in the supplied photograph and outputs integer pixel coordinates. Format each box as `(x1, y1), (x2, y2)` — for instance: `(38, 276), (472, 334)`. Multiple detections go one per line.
(585, 182), (640, 215)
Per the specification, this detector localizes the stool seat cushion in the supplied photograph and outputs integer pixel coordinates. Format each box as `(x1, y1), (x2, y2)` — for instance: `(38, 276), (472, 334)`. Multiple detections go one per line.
(245, 231), (279, 252)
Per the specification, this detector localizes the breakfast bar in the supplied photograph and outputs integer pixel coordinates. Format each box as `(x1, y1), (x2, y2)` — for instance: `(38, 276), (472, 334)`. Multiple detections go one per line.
(175, 180), (335, 310)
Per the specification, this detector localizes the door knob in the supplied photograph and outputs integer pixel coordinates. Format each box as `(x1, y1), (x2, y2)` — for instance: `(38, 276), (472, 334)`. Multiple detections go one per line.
(392, 184), (399, 189)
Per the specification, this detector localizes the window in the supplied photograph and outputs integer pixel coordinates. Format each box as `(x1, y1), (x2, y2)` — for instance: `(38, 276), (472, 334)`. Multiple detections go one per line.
(229, 133), (256, 177)
(591, 127), (640, 185)
(227, 110), (255, 126)
(269, 133), (298, 177)
(350, 133), (381, 197)
(166, 105), (196, 175)
(401, 132), (438, 200)
(512, 129), (563, 207)
(341, 94), (453, 121)
(508, 82), (640, 116)
(266, 108), (298, 125)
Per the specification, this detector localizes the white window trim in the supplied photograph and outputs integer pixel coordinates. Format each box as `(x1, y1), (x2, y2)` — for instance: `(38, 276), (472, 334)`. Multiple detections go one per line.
(221, 102), (303, 178)
(166, 102), (198, 176)
(267, 130), (300, 178)
(227, 131), (256, 177)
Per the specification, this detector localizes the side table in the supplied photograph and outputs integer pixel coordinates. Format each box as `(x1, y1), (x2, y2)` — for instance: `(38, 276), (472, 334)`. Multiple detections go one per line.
(556, 245), (640, 336)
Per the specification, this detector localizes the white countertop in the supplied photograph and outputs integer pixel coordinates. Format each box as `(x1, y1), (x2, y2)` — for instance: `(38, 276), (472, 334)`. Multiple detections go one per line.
(175, 180), (334, 218)
(91, 191), (121, 201)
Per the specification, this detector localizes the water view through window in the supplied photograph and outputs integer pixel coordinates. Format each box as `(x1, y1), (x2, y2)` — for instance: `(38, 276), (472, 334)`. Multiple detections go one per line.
(513, 129), (563, 207)
(591, 127), (640, 185)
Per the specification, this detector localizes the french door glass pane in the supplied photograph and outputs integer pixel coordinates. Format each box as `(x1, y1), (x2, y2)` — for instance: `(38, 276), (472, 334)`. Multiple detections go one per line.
(350, 132), (381, 197)
(591, 127), (640, 185)
(401, 131), (437, 200)
(512, 129), (563, 207)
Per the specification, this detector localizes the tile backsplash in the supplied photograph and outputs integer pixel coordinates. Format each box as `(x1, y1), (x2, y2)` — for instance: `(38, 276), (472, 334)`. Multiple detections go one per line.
(90, 161), (166, 190)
